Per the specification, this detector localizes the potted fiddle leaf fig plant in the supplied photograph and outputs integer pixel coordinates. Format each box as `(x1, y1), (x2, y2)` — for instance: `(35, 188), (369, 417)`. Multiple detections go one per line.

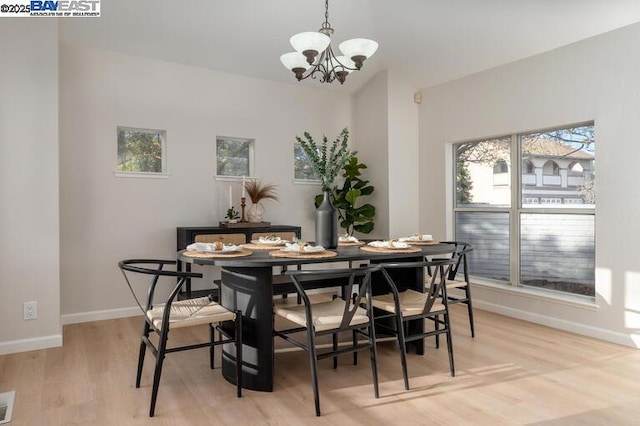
(315, 156), (375, 236)
(296, 128), (356, 248)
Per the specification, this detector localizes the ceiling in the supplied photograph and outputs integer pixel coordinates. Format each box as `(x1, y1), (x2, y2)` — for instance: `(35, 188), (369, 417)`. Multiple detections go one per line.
(59, 0), (640, 94)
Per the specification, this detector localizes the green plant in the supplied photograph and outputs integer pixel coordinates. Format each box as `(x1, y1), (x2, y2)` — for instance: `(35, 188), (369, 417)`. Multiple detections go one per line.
(225, 207), (240, 220)
(296, 128), (357, 191)
(315, 156), (375, 235)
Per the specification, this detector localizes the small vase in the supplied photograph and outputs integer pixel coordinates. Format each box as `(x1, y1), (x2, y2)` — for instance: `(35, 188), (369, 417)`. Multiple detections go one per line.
(247, 203), (263, 223)
(315, 190), (338, 249)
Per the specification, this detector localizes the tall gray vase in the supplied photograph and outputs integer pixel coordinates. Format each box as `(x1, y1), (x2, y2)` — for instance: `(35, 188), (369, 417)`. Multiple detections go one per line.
(315, 190), (338, 249)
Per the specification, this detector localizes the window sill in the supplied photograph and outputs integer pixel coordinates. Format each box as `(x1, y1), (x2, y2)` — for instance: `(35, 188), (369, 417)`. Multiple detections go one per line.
(472, 278), (599, 311)
(113, 171), (170, 179)
(215, 175), (254, 182)
(293, 179), (321, 186)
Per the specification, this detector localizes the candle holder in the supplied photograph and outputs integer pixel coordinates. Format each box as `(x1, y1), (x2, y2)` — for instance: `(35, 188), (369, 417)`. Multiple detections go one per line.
(240, 197), (247, 222)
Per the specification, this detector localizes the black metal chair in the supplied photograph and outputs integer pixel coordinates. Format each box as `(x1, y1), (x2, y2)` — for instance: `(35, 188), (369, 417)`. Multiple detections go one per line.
(118, 259), (243, 417)
(429, 241), (475, 337)
(373, 259), (456, 390)
(273, 265), (381, 416)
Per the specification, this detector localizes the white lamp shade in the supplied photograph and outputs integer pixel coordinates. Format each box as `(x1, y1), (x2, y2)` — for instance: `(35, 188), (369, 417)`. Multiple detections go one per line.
(280, 52), (311, 71)
(338, 38), (379, 59)
(290, 31), (331, 54)
(334, 56), (355, 72)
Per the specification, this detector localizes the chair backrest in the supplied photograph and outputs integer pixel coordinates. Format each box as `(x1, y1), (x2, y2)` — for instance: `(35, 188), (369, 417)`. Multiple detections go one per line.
(439, 241), (473, 281)
(118, 259), (203, 315)
(285, 264), (381, 331)
(380, 259), (455, 316)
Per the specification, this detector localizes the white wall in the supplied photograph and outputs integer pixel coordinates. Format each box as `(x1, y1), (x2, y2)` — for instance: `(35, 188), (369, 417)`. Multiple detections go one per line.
(59, 46), (353, 321)
(353, 71), (389, 240)
(387, 70), (420, 238)
(419, 23), (640, 347)
(0, 21), (61, 354)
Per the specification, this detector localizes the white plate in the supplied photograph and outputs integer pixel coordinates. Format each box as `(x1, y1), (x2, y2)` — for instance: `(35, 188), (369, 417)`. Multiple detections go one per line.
(186, 242), (243, 253)
(367, 241), (410, 249)
(251, 239), (288, 245)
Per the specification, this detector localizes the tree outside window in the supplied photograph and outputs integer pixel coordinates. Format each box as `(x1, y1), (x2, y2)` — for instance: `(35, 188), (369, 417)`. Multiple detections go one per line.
(216, 137), (252, 177)
(117, 127), (165, 173)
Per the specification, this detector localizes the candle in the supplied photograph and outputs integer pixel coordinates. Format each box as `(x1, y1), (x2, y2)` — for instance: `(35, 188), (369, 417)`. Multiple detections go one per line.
(242, 176), (246, 197)
(229, 185), (232, 209)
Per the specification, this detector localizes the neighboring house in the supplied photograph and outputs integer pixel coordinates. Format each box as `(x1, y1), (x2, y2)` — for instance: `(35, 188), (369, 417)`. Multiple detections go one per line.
(467, 137), (595, 207)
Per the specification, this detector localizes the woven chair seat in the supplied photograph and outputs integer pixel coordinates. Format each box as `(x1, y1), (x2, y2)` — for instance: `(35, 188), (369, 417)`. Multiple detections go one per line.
(372, 289), (445, 317)
(147, 297), (236, 330)
(274, 298), (369, 332)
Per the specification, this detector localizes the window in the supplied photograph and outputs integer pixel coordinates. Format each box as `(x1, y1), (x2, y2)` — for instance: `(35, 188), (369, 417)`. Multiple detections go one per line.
(216, 137), (253, 177)
(294, 141), (320, 181)
(453, 123), (595, 297)
(455, 137), (511, 282)
(493, 160), (508, 174)
(117, 127), (166, 173)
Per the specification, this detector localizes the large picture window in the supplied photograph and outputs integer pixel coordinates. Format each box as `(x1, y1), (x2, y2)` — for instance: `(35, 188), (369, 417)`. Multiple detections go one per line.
(453, 123), (595, 297)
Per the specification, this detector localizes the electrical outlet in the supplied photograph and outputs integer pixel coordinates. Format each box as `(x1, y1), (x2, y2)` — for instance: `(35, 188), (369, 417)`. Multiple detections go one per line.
(23, 301), (37, 320)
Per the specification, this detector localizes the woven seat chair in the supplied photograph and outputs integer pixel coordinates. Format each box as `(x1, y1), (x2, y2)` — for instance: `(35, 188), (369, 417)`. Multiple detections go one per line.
(273, 265), (381, 416)
(373, 259), (456, 390)
(428, 241), (475, 337)
(118, 259), (243, 417)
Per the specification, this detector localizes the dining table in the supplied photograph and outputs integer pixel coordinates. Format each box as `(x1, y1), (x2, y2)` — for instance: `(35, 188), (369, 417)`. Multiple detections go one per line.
(178, 240), (455, 392)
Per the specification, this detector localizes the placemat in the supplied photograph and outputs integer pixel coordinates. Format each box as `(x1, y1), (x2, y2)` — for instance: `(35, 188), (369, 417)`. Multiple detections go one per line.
(269, 250), (338, 259)
(242, 243), (285, 250)
(182, 249), (253, 259)
(360, 246), (422, 254)
(404, 240), (439, 246)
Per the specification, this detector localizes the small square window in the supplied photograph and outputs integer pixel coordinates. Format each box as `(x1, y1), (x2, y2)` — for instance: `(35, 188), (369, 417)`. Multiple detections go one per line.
(117, 127), (166, 173)
(294, 141), (320, 181)
(216, 137), (253, 177)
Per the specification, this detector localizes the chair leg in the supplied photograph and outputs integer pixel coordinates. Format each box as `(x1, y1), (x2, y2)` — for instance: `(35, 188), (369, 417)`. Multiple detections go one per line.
(465, 286), (476, 338)
(352, 330), (358, 365)
(235, 311), (243, 398)
(209, 323), (216, 369)
(149, 328), (169, 417)
(396, 316), (410, 391)
(332, 333), (339, 369)
(444, 312), (455, 377)
(306, 329), (321, 416)
(136, 321), (151, 388)
(368, 326), (380, 399)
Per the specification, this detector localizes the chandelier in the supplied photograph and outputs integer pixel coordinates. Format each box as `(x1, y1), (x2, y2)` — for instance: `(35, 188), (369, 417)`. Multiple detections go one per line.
(280, 0), (378, 84)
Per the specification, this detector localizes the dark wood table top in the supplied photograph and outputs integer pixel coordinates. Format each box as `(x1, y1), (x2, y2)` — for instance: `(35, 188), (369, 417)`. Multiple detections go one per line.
(178, 242), (455, 268)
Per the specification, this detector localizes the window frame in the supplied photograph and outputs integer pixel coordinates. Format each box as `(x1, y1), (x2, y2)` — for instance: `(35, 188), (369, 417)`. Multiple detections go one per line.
(452, 122), (596, 300)
(215, 136), (254, 180)
(115, 126), (168, 178)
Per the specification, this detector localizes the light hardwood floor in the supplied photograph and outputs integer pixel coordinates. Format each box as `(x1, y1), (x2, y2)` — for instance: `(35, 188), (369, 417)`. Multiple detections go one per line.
(2, 306), (640, 425)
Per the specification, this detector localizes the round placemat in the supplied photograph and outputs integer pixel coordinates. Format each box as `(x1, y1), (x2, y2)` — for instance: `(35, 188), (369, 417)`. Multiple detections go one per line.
(242, 243), (285, 250)
(269, 250), (338, 259)
(360, 245), (422, 254)
(182, 249), (253, 259)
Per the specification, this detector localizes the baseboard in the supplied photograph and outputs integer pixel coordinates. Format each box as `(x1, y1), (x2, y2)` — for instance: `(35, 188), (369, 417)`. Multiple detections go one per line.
(62, 306), (141, 325)
(0, 334), (62, 356)
(473, 299), (640, 348)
